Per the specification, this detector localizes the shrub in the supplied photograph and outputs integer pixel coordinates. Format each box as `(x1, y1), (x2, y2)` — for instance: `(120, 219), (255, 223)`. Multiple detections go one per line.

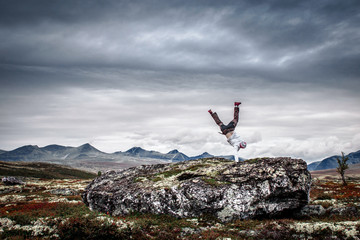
(57, 217), (131, 240)
(1, 229), (33, 240)
(0, 202), (93, 225)
(257, 222), (298, 240)
(125, 213), (193, 240)
(315, 193), (333, 200)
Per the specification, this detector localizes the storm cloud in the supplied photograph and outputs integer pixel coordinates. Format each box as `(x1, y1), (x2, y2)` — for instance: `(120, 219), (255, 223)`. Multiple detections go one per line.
(1, 0), (359, 162)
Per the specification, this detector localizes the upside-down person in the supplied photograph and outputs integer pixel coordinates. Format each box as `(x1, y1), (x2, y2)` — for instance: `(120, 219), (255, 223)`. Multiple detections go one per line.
(208, 102), (246, 161)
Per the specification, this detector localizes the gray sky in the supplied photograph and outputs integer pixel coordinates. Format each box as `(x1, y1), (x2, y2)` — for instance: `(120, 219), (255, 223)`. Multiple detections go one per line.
(1, 0), (359, 162)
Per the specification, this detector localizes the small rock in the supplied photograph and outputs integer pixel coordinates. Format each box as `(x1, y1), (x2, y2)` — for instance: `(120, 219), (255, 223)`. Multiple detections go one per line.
(328, 206), (359, 217)
(293, 205), (326, 218)
(239, 230), (257, 237)
(181, 227), (201, 236)
(0, 189), (14, 194)
(50, 188), (78, 196)
(1, 176), (24, 186)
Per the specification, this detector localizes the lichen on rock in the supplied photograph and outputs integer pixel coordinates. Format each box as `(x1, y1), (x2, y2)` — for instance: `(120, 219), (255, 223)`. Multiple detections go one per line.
(82, 157), (311, 222)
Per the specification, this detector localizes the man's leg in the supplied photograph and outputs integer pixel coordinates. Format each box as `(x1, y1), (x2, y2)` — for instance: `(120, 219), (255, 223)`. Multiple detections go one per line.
(209, 110), (224, 127)
(228, 105), (239, 128)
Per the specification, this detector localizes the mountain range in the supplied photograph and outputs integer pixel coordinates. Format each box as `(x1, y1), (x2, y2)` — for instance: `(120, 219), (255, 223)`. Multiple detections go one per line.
(1, 144), (359, 172)
(0, 144), (241, 162)
(307, 150), (360, 171)
(0, 144), (243, 171)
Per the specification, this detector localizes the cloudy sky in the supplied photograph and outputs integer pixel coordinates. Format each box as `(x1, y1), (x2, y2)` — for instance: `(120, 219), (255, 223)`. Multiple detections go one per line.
(1, 0), (359, 163)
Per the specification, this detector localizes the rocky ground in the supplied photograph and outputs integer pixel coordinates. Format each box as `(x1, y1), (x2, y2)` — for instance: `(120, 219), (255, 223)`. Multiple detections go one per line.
(0, 162), (360, 239)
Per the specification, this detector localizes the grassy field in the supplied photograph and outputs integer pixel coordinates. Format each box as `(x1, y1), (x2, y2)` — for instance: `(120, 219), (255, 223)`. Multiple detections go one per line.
(0, 171), (359, 239)
(0, 161), (97, 179)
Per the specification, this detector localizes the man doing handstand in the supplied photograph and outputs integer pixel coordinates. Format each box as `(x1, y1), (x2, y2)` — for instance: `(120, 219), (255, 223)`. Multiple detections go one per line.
(208, 102), (246, 157)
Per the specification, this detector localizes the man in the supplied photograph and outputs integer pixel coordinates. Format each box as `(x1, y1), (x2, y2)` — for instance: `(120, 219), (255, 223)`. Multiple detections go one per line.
(208, 102), (246, 161)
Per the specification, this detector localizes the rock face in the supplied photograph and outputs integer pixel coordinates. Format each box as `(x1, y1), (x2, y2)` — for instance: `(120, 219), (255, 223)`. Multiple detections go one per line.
(83, 157), (311, 222)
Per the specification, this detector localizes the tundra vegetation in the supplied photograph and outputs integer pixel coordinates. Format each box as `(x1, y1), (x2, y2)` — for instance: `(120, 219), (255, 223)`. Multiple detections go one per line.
(0, 160), (360, 239)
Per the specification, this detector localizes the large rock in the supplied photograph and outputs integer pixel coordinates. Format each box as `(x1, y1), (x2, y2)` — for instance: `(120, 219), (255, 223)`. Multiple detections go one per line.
(83, 157), (311, 222)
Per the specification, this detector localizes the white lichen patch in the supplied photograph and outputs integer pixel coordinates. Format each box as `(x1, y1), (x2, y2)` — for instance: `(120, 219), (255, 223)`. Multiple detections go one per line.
(186, 218), (199, 225)
(290, 220), (360, 239)
(0, 215), (133, 237)
(95, 215), (134, 230)
(0, 218), (15, 230)
(152, 174), (180, 188)
(24, 179), (88, 190)
(311, 199), (346, 208)
(134, 176), (148, 182)
(0, 194), (27, 203)
(0, 217), (58, 238)
(0, 185), (19, 191)
(46, 197), (81, 203)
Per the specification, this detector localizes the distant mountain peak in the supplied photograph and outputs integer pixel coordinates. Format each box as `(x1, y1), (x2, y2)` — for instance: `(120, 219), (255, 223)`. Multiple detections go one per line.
(16, 145), (40, 152)
(23, 145), (39, 148)
(168, 149), (179, 154)
(77, 143), (101, 153)
(44, 144), (63, 147)
(42, 144), (68, 152)
(188, 152), (214, 160)
(128, 146), (144, 150)
(80, 143), (92, 147)
(126, 147), (145, 154)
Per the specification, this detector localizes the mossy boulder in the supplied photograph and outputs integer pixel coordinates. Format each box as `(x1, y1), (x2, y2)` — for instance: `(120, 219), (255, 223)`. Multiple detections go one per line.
(83, 157), (311, 222)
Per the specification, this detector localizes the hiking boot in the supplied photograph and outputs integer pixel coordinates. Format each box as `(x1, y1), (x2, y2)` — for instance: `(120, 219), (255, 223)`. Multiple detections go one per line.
(234, 102), (241, 106)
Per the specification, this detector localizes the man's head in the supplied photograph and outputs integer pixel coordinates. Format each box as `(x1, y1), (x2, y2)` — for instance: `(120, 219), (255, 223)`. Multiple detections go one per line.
(239, 141), (247, 149)
(236, 141), (246, 151)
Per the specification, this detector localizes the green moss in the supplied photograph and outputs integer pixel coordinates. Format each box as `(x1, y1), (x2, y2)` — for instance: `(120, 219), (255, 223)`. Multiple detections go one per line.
(201, 177), (230, 187)
(151, 176), (163, 182)
(186, 164), (210, 171)
(160, 169), (183, 178)
(227, 219), (263, 231)
(133, 177), (145, 183)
